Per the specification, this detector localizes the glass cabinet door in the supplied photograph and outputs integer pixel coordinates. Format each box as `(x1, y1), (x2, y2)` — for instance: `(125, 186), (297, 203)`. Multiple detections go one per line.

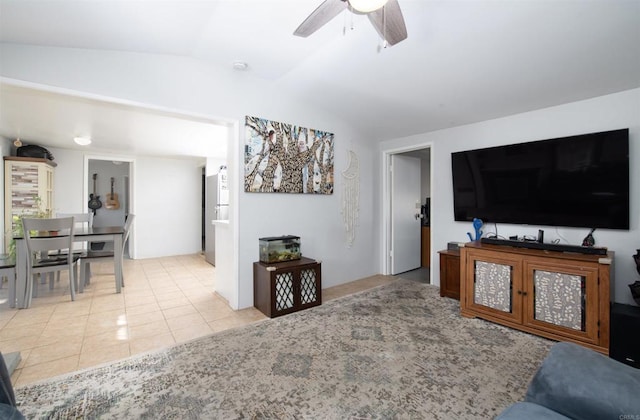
(523, 260), (599, 344)
(464, 250), (522, 323)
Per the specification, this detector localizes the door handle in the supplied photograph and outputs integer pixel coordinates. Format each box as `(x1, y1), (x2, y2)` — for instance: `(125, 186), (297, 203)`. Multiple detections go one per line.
(415, 213), (423, 220)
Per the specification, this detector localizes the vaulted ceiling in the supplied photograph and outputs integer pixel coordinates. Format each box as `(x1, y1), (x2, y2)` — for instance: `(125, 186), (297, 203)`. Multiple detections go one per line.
(1, 0), (639, 158)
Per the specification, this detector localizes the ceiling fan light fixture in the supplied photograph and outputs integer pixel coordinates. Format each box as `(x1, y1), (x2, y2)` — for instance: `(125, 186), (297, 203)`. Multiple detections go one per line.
(349, 0), (388, 13)
(73, 136), (92, 146)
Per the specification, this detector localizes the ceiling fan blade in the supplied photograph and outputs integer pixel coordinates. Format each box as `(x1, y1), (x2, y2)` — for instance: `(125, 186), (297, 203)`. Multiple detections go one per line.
(367, 0), (408, 46)
(294, 0), (348, 37)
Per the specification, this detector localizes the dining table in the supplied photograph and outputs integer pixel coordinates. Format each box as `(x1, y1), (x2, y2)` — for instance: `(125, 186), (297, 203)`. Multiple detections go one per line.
(13, 225), (125, 309)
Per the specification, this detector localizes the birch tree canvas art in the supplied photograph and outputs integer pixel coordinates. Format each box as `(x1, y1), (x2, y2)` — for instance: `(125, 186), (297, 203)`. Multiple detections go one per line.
(244, 116), (334, 194)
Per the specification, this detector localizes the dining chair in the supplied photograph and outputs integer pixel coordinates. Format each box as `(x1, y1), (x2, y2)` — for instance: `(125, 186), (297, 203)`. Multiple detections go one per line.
(0, 255), (16, 309)
(53, 212), (94, 286)
(79, 214), (135, 292)
(22, 217), (80, 306)
(56, 212), (94, 231)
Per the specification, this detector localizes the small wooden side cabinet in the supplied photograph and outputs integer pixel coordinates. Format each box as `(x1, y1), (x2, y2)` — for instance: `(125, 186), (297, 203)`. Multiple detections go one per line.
(438, 249), (460, 300)
(253, 256), (322, 318)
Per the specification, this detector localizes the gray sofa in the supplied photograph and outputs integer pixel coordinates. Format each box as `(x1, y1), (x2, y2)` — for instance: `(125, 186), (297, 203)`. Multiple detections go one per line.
(497, 342), (640, 419)
(0, 352), (23, 420)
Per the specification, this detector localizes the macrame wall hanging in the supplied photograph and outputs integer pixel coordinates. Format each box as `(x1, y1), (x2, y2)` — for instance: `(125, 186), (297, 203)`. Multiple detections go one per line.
(341, 150), (360, 247)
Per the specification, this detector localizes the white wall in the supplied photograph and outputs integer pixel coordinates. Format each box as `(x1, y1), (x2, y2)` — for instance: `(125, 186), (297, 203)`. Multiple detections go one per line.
(205, 157), (226, 177)
(381, 88), (640, 305)
(48, 146), (203, 258)
(0, 44), (380, 308)
(87, 160), (129, 228)
(236, 122), (377, 308)
(134, 156), (203, 258)
(214, 221), (233, 303)
(48, 147), (85, 214)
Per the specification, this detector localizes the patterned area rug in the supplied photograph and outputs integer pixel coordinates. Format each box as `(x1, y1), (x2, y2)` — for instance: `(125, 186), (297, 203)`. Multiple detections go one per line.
(15, 279), (553, 419)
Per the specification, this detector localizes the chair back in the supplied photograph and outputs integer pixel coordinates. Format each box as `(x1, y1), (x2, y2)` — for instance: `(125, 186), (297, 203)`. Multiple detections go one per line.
(22, 217), (75, 265)
(56, 212), (94, 228)
(0, 254), (15, 270)
(123, 214), (135, 248)
(56, 213), (93, 251)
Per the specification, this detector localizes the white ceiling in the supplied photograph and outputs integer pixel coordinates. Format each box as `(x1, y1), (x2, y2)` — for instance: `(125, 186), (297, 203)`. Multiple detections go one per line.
(0, 83), (231, 158)
(0, 0), (639, 158)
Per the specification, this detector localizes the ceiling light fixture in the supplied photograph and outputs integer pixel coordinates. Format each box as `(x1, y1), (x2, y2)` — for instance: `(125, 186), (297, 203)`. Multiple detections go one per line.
(13, 138), (22, 147)
(73, 136), (92, 146)
(349, 0), (388, 13)
(232, 61), (249, 71)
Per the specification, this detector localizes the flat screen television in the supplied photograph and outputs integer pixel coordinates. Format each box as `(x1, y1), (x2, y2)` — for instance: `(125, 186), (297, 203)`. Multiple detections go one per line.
(451, 128), (629, 230)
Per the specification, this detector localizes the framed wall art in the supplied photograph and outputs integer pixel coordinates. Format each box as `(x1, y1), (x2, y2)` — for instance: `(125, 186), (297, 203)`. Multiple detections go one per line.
(244, 116), (334, 194)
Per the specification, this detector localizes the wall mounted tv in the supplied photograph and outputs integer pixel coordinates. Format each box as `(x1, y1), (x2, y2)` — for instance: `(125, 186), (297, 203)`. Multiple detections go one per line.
(451, 128), (629, 230)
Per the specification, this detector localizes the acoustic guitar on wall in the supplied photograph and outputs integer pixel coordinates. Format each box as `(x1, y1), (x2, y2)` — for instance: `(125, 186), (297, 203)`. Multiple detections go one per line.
(105, 177), (120, 210)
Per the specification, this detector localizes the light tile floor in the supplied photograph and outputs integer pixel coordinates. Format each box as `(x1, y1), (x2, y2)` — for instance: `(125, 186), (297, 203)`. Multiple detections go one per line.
(0, 254), (394, 387)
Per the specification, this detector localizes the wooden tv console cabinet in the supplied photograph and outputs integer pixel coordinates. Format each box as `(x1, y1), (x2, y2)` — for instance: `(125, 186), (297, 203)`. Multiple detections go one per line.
(460, 241), (613, 354)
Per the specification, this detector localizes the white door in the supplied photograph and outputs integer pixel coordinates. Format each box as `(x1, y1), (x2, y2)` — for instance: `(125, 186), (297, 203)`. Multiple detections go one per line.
(391, 154), (422, 274)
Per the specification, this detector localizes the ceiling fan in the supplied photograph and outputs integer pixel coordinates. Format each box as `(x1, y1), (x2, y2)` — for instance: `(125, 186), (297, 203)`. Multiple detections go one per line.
(294, 0), (408, 46)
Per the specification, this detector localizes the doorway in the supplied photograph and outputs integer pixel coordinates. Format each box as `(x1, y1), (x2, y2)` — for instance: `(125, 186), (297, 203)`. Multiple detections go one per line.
(383, 146), (432, 281)
(86, 156), (134, 258)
